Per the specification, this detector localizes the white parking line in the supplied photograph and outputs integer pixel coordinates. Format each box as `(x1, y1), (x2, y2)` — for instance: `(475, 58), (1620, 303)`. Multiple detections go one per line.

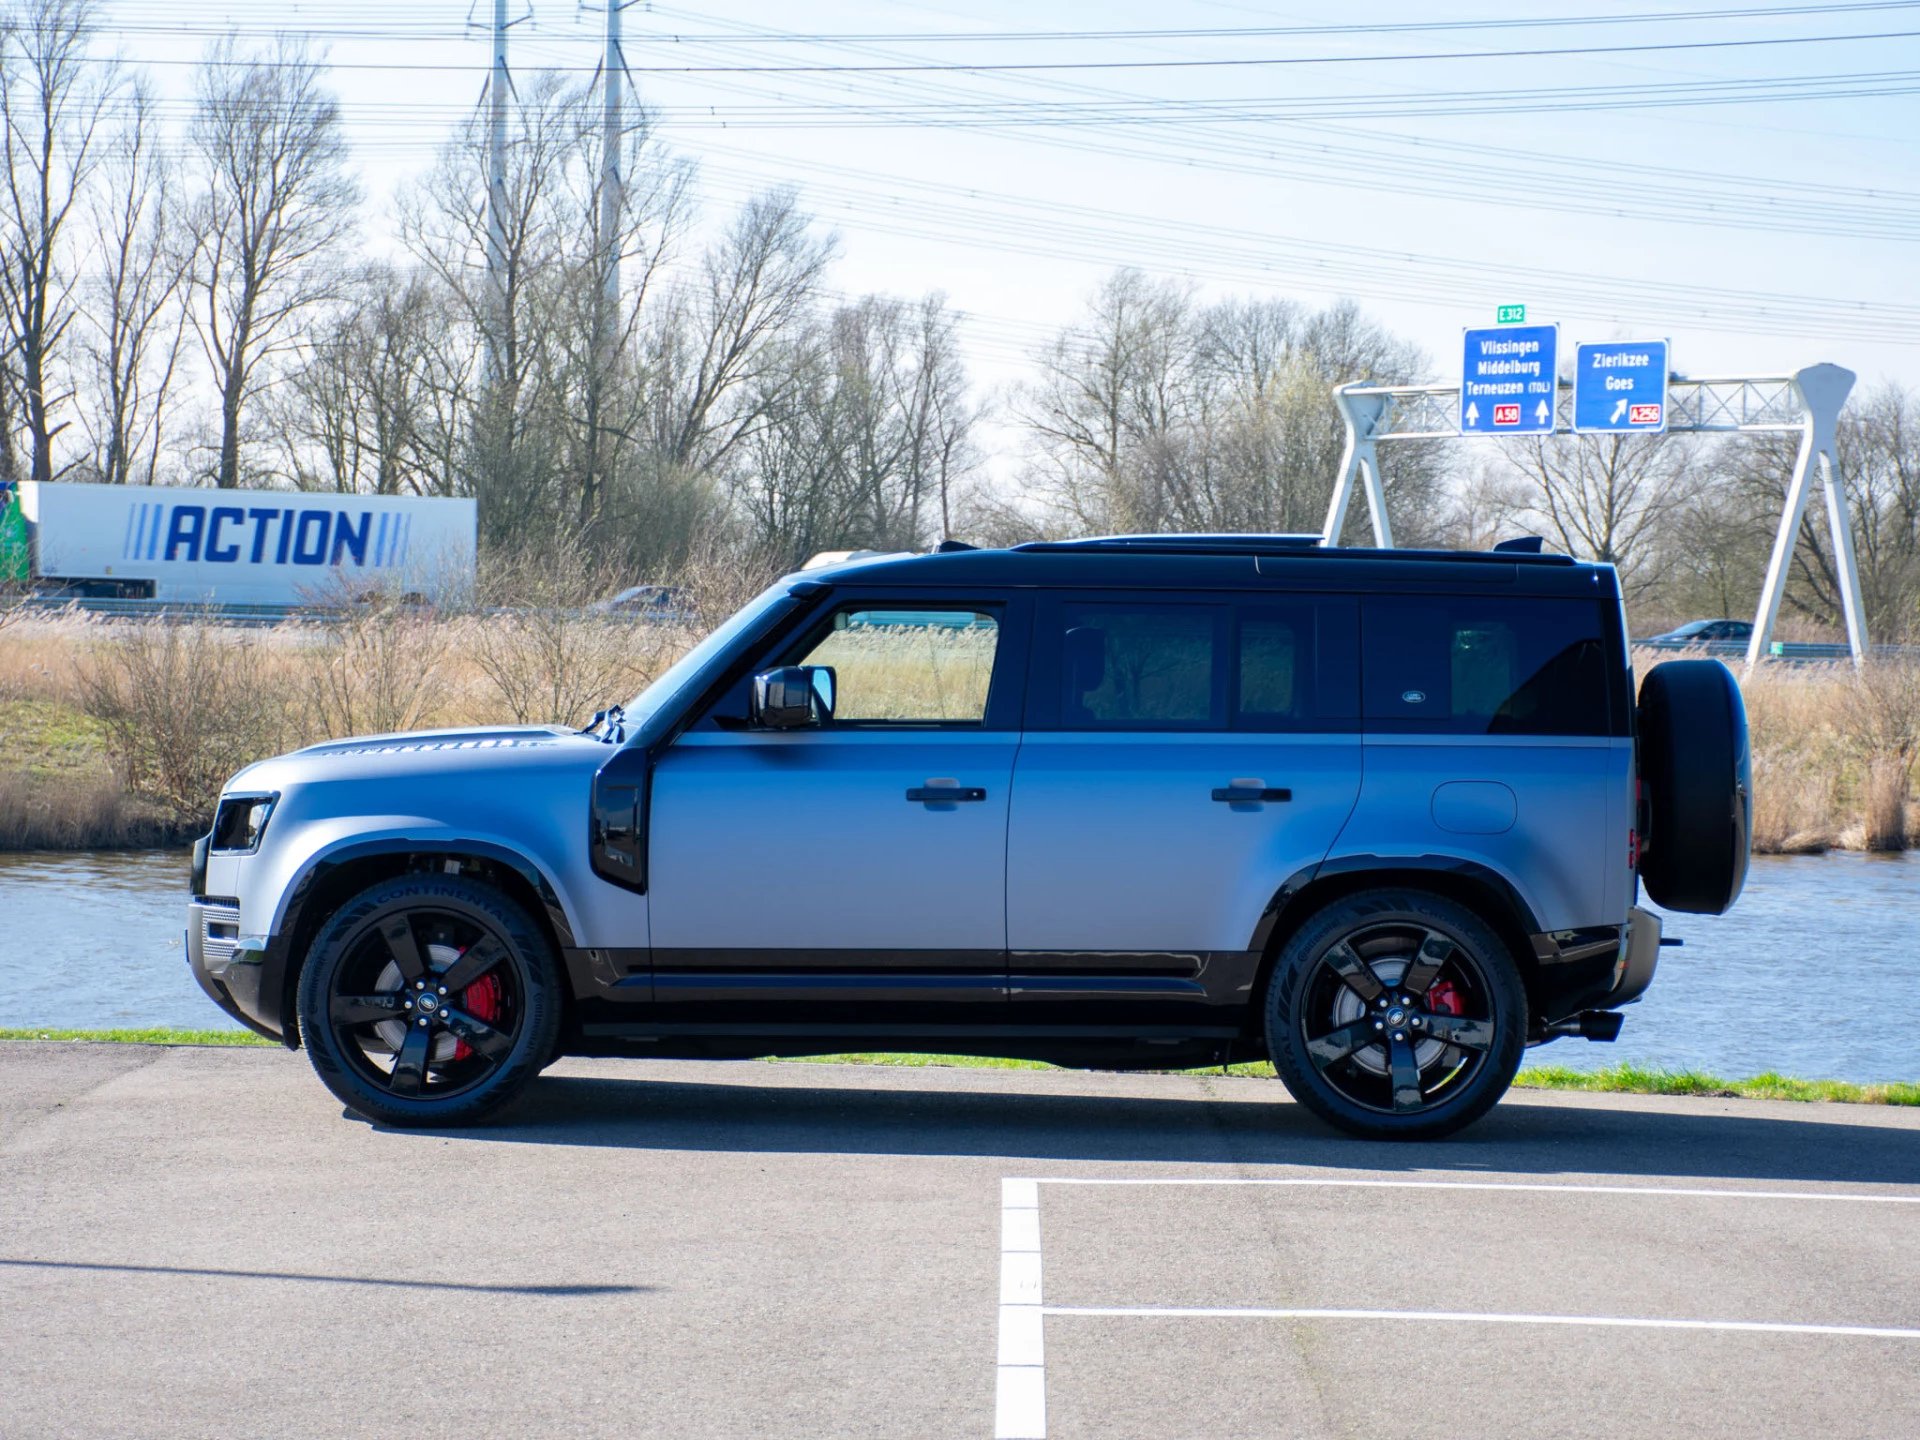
(995, 1178), (1046, 1440)
(1042, 1307), (1920, 1340)
(991, 1176), (1920, 1438)
(1029, 1177), (1920, 1203)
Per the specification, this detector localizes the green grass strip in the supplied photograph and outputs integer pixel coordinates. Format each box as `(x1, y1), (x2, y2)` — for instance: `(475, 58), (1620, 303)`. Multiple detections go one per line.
(1512, 1062), (1920, 1106)
(3, 1033), (1912, 1105)
(0, 1026), (273, 1047)
(776, 1054), (1920, 1103)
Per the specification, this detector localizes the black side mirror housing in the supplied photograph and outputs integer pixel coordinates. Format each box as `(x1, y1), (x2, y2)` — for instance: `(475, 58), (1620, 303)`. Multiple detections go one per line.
(589, 745), (650, 893)
(752, 665), (835, 728)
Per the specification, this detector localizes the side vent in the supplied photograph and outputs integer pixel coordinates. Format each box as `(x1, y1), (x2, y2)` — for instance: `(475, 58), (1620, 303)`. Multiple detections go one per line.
(590, 745), (651, 892)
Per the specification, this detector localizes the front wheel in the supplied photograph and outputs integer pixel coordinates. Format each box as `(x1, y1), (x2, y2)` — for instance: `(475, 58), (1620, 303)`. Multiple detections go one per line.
(297, 874), (563, 1127)
(1265, 890), (1527, 1140)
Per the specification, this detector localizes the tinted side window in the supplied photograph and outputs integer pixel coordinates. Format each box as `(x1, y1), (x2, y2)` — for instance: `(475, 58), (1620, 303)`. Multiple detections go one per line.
(1038, 595), (1358, 732)
(1362, 597), (1612, 736)
(796, 607), (1000, 724)
(1235, 598), (1359, 733)
(1058, 602), (1225, 728)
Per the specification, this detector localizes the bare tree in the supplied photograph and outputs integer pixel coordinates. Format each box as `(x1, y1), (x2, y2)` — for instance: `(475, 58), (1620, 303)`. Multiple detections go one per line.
(551, 94), (691, 535)
(0, 0), (113, 483)
(274, 264), (464, 495)
(80, 78), (188, 484)
(1707, 384), (1920, 635)
(914, 294), (979, 541)
(185, 36), (357, 488)
(1497, 432), (1697, 599)
(732, 291), (976, 569)
(648, 188), (835, 476)
(402, 72), (575, 533)
(1017, 274), (1437, 539)
(1016, 269), (1197, 532)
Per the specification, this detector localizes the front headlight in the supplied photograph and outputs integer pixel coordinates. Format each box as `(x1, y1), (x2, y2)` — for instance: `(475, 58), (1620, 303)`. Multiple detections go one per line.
(210, 792), (278, 854)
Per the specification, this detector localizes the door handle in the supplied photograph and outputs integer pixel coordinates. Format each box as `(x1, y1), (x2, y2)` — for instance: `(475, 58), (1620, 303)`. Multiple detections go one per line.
(1212, 781), (1291, 803)
(906, 783), (987, 803)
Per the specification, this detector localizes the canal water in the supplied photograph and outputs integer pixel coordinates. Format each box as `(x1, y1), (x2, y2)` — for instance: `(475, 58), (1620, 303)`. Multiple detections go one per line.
(0, 848), (1915, 1083)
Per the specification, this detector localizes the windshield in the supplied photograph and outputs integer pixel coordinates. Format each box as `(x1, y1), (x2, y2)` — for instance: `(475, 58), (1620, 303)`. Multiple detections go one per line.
(622, 580), (795, 728)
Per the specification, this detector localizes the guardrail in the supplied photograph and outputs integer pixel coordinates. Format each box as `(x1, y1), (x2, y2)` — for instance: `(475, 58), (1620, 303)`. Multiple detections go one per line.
(15, 596), (318, 627)
(9, 595), (697, 628)
(1633, 638), (1919, 664)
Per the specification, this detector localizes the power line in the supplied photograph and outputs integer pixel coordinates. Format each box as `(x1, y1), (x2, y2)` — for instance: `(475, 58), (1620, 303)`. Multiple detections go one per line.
(81, 2), (1920, 46)
(622, 7), (1920, 237)
(74, 3), (1920, 352)
(96, 69), (1920, 126)
(72, 24), (1920, 74)
(531, 27), (1920, 73)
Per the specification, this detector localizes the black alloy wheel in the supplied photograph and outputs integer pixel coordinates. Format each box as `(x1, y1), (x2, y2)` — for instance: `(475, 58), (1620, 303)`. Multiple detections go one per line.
(1266, 890), (1527, 1139)
(298, 874), (562, 1127)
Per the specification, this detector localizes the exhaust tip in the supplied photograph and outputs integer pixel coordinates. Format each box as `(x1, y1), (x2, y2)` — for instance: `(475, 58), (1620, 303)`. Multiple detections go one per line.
(1577, 1010), (1625, 1042)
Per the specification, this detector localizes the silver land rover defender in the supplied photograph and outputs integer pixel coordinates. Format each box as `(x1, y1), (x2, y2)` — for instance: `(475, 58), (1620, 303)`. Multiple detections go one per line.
(187, 535), (1750, 1139)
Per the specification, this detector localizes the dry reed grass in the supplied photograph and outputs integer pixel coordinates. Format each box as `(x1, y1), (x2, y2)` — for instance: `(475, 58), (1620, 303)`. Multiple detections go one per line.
(1637, 648), (1920, 854)
(3, 620), (1916, 852)
(0, 771), (187, 848)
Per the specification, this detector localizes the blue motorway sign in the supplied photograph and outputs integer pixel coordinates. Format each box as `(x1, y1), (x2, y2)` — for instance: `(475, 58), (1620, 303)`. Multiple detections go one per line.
(1460, 324), (1559, 434)
(1573, 340), (1670, 434)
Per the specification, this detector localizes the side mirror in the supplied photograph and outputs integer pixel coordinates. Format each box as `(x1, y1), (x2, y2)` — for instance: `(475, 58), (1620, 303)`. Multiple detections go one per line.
(752, 665), (835, 729)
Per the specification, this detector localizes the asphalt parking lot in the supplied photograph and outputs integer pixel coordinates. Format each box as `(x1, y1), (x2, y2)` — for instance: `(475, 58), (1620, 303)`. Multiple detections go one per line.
(2, 1042), (1917, 1439)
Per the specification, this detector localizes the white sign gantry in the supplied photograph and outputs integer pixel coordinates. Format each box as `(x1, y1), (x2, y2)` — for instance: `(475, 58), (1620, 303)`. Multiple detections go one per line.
(1321, 364), (1867, 668)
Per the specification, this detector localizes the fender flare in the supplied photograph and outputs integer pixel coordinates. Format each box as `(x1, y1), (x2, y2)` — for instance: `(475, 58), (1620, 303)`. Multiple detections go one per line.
(273, 834), (580, 949)
(1249, 852), (1544, 957)
(259, 835), (582, 1048)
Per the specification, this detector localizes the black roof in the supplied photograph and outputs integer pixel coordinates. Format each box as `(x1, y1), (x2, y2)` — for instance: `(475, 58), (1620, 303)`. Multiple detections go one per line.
(803, 534), (1618, 599)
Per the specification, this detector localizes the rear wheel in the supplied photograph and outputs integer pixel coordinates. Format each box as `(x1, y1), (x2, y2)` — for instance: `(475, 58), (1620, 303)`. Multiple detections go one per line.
(1265, 890), (1527, 1139)
(297, 874), (562, 1127)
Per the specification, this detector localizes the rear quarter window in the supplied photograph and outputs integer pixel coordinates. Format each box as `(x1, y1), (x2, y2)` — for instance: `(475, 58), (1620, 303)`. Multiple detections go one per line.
(1361, 596), (1614, 737)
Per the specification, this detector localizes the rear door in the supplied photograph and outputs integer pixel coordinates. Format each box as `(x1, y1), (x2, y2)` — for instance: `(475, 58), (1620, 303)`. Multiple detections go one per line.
(647, 593), (1026, 1025)
(1004, 591), (1363, 1027)
(1346, 593), (1631, 930)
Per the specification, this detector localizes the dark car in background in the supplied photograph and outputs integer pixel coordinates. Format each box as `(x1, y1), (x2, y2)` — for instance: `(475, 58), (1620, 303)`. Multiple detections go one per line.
(591, 584), (693, 622)
(1643, 618), (1753, 651)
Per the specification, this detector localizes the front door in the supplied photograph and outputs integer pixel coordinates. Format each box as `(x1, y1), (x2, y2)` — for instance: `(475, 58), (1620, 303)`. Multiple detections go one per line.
(647, 595), (1025, 1027)
(1006, 592), (1364, 1028)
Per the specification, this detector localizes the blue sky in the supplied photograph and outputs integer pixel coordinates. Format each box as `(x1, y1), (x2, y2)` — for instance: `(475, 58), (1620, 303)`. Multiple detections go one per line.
(95, 0), (1920, 398)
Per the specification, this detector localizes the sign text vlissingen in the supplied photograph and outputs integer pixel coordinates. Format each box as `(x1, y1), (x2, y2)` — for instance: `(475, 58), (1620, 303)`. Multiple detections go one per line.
(1572, 339), (1671, 435)
(1461, 324), (1559, 435)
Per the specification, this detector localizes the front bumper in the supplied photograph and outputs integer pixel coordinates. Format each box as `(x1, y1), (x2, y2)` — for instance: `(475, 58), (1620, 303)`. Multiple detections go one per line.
(185, 898), (289, 1044)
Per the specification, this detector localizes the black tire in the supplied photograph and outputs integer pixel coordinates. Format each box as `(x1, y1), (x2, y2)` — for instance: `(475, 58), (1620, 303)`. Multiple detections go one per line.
(297, 874), (562, 1127)
(1638, 659), (1752, 915)
(1265, 889), (1528, 1140)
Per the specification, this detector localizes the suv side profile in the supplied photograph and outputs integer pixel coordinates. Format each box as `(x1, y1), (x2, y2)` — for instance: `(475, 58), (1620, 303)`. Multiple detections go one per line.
(187, 536), (1751, 1139)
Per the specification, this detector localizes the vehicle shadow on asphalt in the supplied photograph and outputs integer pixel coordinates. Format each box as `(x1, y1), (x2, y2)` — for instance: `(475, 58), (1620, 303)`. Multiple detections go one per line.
(393, 1073), (1920, 1188)
(0, 1257), (650, 1297)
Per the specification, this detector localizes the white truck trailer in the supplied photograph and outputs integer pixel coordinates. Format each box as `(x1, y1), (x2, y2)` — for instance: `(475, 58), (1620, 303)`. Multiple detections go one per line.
(0, 481), (476, 606)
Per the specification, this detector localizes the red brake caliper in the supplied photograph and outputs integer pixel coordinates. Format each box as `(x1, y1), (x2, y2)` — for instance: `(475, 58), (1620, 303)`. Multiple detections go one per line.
(451, 965), (504, 1061)
(1425, 980), (1465, 1017)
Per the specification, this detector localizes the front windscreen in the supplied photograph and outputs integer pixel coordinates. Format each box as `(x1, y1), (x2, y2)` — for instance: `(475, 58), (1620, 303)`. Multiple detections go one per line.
(622, 581), (795, 730)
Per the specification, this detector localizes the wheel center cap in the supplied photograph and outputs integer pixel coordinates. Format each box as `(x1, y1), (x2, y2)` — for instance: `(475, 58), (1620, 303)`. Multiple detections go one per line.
(417, 993), (440, 1014)
(1385, 1006), (1408, 1028)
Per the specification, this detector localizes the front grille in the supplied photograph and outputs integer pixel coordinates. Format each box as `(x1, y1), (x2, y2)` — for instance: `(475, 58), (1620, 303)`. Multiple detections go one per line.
(198, 901), (241, 968)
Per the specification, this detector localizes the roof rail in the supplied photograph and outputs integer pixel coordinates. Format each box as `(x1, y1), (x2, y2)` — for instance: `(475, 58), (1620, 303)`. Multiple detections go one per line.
(1009, 534), (1576, 566)
(1011, 533), (1323, 555)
